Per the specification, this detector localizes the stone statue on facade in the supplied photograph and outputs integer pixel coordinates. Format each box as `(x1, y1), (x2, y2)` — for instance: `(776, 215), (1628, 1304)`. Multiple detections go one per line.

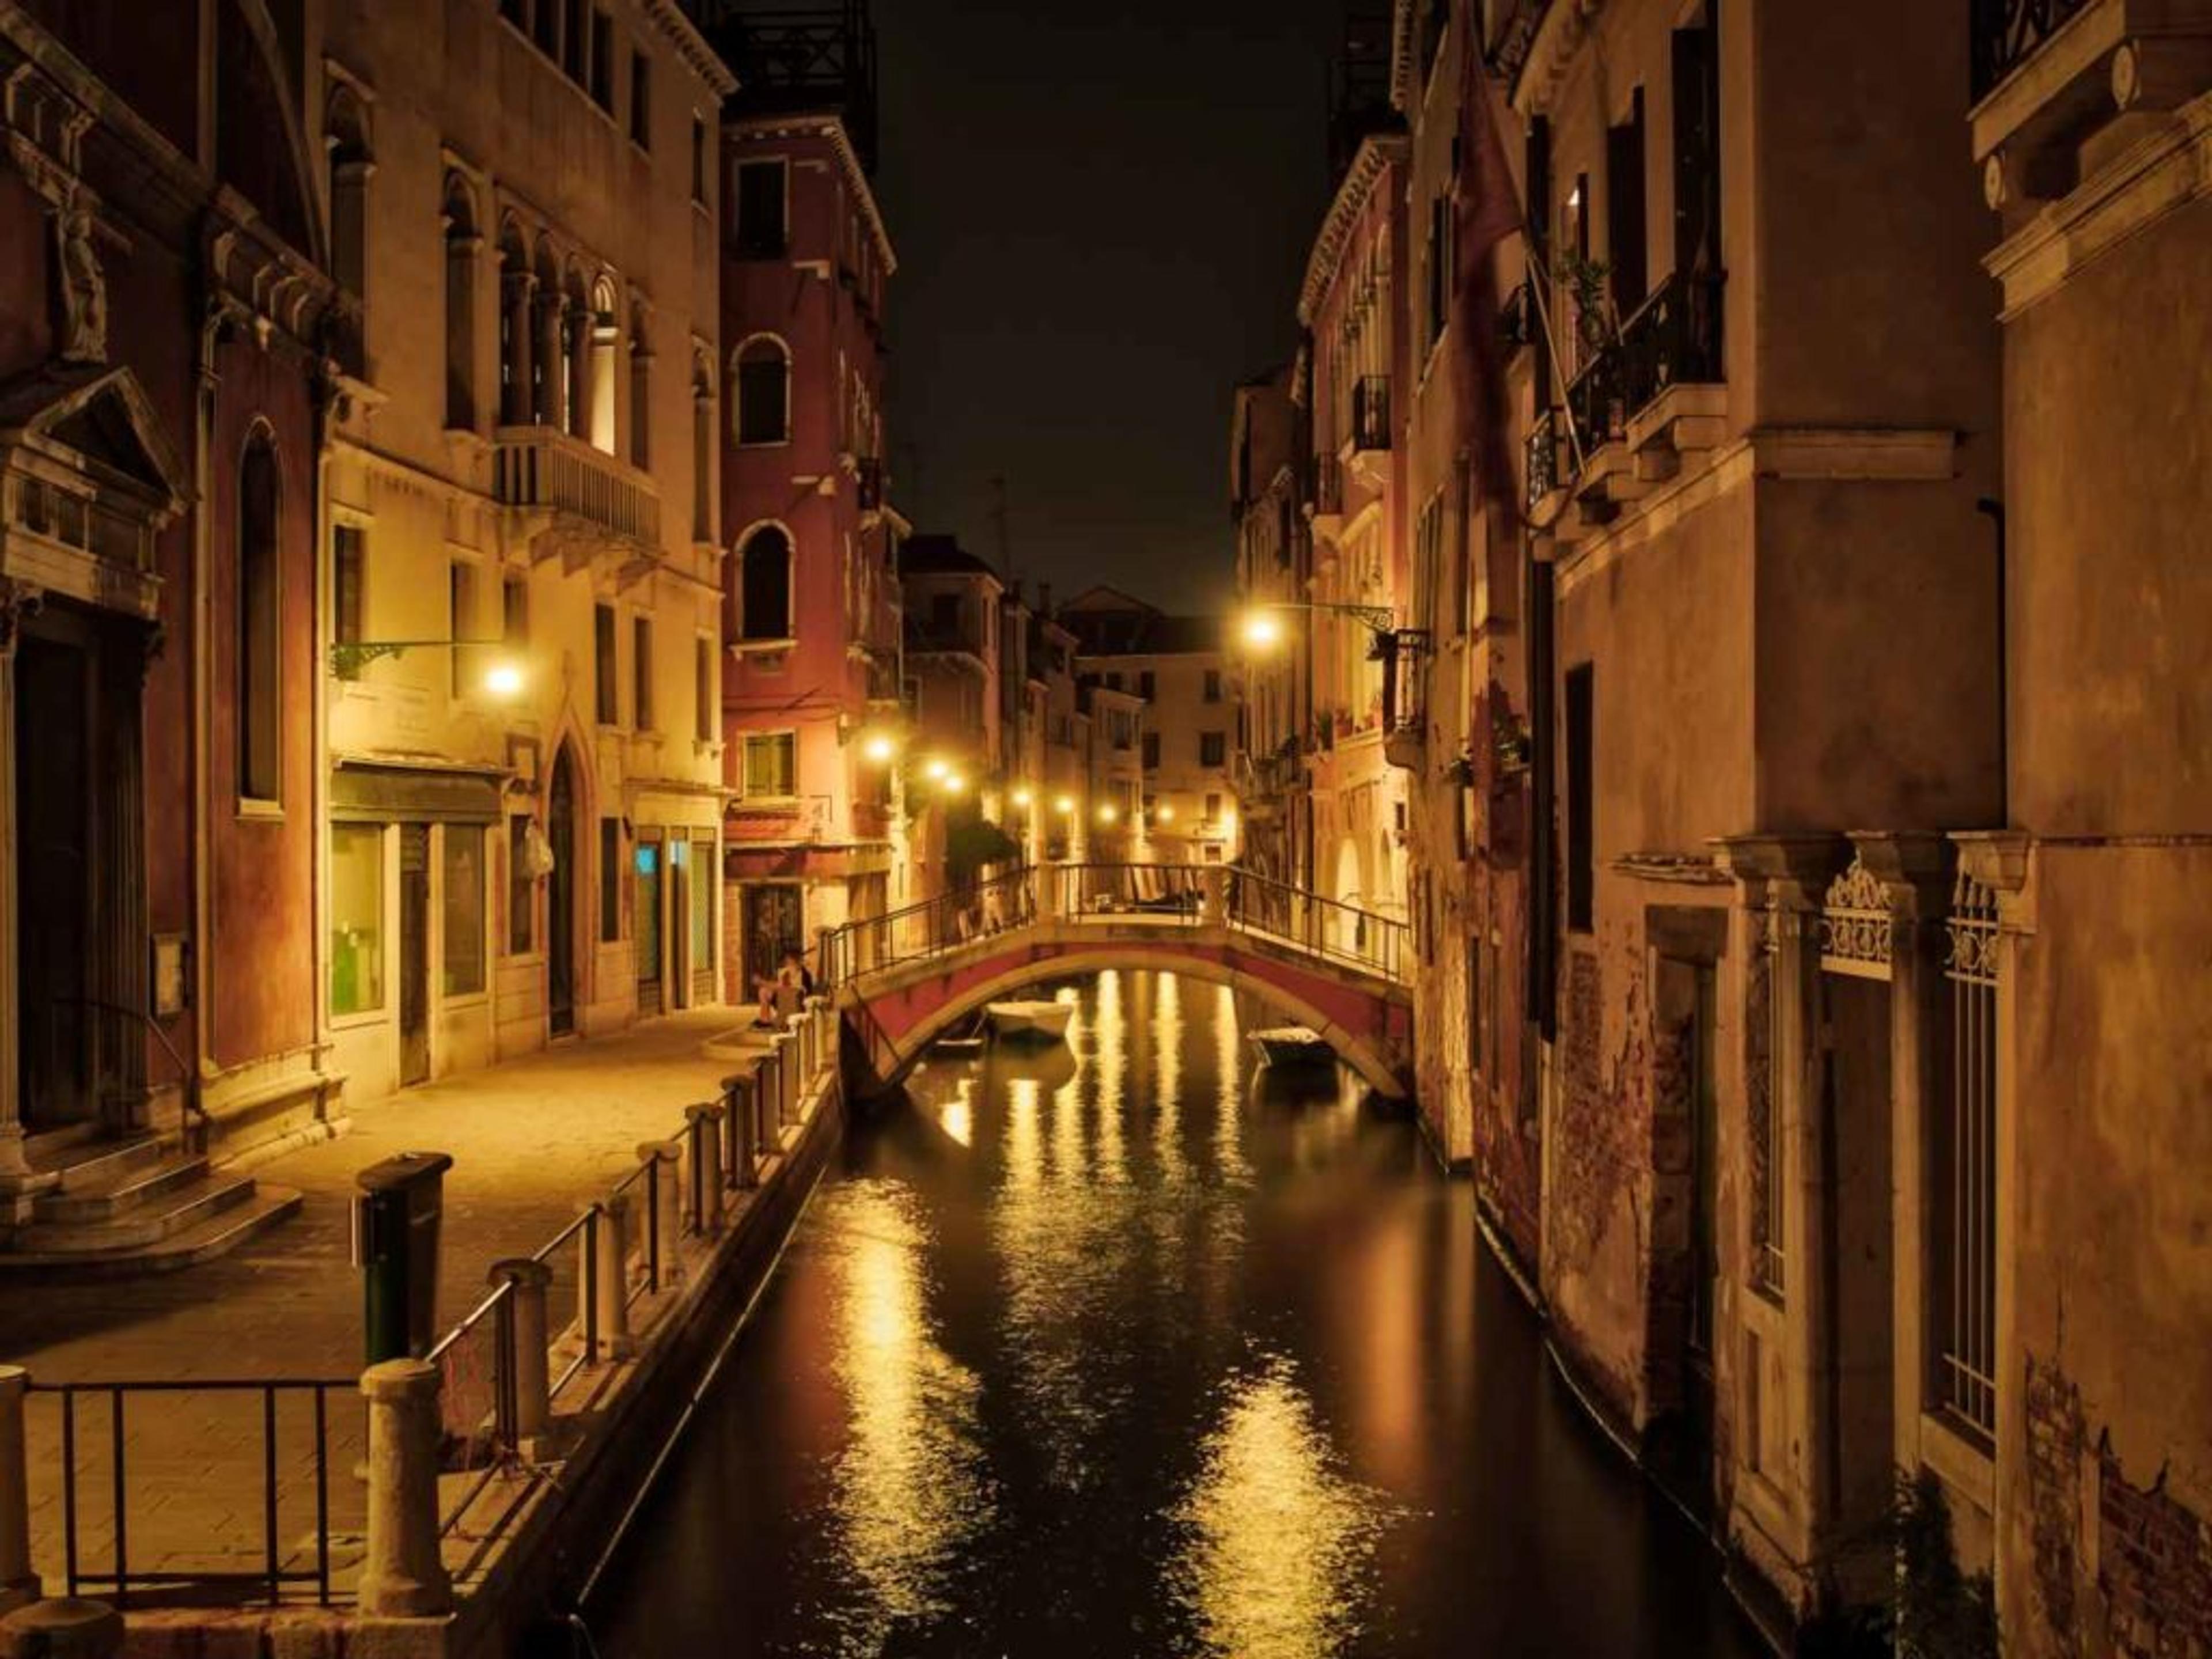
(56, 206), (107, 363)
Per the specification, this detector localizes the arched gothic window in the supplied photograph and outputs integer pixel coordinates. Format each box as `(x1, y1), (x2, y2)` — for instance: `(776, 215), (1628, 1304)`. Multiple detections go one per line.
(738, 526), (793, 642)
(237, 430), (282, 802)
(734, 337), (790, 446)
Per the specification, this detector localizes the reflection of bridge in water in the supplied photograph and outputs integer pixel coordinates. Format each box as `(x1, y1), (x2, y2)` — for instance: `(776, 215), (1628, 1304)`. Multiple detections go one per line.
(817, 864), (1415, 1098)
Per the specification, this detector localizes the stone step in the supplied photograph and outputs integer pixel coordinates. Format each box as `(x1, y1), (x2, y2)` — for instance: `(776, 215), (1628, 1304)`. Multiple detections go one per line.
(22, 1122), (100, 1165)
(41, 1134), (170, 1195)
(33, 1154), (214, 1226)
(15, 1173), (257, 1255)
(0, 1187), (302, 1281)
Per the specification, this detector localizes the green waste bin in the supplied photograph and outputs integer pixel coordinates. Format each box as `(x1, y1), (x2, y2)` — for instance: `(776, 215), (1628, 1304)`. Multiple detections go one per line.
(354, 1150), (455, 1365)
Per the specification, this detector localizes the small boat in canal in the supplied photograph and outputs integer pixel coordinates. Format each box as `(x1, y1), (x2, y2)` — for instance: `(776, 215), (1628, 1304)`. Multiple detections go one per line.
(930, 1008), (989, 1056)
(985, 999), (1074, 1044)
(1248, 1024), (1336, 1071)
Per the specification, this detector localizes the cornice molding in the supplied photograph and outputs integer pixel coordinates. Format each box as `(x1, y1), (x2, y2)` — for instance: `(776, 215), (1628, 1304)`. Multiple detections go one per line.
(639, 0), (738, 99)
(729, 111), (896, 275)
(1296, 131), (1408, 328)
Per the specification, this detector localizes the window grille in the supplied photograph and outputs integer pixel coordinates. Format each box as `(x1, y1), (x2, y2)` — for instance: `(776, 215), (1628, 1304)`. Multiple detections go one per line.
(1938, 869), (2000, 1441)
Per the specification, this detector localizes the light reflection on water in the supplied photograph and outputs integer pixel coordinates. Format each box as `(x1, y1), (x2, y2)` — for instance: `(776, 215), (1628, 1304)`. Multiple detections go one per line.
(814, 1181), (993, 1652)
(1172, 1354), (1392, 1659)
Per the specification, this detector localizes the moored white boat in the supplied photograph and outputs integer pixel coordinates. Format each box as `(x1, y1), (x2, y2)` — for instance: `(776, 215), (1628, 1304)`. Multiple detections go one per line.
(985, 999), (1074, 1043)
(1248, 1025), (1335, 1069)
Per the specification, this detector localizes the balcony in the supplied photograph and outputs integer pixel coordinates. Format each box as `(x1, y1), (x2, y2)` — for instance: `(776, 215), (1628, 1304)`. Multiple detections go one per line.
(904, 619), (986, 664)
(493, 426), (661, 556)
(1972, 0), (2093, 100)
(1524, 407), (1563, 517)
(1310, 454), (1344, 519)
(1350, 375), (1391, 455)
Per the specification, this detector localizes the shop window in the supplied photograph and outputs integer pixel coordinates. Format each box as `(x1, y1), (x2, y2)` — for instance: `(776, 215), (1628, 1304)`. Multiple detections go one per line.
(600, 817), (622, 942)
(330, 823), (384, 1014)
(442, 825), (486, 996)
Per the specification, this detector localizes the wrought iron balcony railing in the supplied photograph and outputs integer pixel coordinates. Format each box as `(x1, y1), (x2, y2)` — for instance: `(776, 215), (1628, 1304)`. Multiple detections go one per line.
(1971, 0), (2092, 99)
(1498, 278), (1535, 351)
(1312, 454), (1344, 516)
(1619, 269), (1725, 418)
(1351, 375), (1391, 453)
(1525, 407), (1562, 511)
(1565, 346), (1628, 455)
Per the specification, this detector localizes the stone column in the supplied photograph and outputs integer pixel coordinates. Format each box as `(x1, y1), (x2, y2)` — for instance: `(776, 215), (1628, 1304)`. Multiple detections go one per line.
(723, 1074), (757, 1188)
(684, 1103), (725, 1232)
(566, 303), (592, 441)
(0, 1598), (122, 1658)
(770, 1033), (798, 1127)
(1200, 864), (1227, 926)
(535, 290), (563, 429)
(0, 1368), (37, 1613)
(488, 1259), (552, 1448)
(358, 1359), (453, 1619)
(585, 1195), (631, 1361)
(500, 271), (536, 427)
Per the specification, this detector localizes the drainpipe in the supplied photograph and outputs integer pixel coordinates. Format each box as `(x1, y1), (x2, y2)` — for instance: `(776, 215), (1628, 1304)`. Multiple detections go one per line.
(1974, 498), (2008, 825)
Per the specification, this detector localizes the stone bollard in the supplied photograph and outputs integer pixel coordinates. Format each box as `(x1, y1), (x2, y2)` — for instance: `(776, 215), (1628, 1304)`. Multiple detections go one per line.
(770, 1032), (798, 1126)
(792, 1008), (816, 1084)
(1201, 864), (1227, 926)
(0, 1368), (38, 1615)
(749, 1054), (777, 1158)
(634, 1142), (684, 1289)
(0, 1597), (123, 1659)
(585, 1194), (632, 1362)
(684, 1103), (725, 1232)
(723, 1074), (757, 1188)
(359, 1359), (453, 1619)
(488, 1259), (552, 1449)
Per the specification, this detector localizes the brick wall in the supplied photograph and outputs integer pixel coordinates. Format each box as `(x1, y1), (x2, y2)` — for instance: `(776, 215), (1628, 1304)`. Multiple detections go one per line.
(2100, 1442), (2212, 1657)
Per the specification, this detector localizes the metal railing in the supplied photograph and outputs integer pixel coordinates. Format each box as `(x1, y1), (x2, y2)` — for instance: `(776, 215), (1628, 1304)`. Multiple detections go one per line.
(1228, 867), (1408, 984)
(1938, 872), (2001, 1443)
(1972, 0), (2089, 99)
(1525, 406), (1562, 510)
(816, 867), (1039, 988)
(1052, 862), (1205, 920)
(491, 425), (661, 546)
(426, 1281), (518, 1537)
(29, 1378), (354, 1607)
(1619, 270), (1724, 421)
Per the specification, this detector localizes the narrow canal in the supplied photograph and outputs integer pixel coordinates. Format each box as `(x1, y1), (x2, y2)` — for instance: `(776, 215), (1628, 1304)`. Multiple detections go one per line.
(589, 971), (1759, 1657)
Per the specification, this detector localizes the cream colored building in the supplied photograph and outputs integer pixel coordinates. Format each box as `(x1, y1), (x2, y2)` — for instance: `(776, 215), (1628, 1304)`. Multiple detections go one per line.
(318, 0), (734, 1100)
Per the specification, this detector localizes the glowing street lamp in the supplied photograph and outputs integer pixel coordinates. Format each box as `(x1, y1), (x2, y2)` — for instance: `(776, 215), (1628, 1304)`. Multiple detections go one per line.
(1012, 786), (1034, 809)
(482, 661), (527, 700)
(1154, 801), (1176, 823)
(923, 756), (950, 782)
(1239, 611), (1285, 650)
(1054, 794), (1077, 817)
(860, 730), (898, 765)
(942, 772), (967, 796)
(1097, 802), (1119, 825)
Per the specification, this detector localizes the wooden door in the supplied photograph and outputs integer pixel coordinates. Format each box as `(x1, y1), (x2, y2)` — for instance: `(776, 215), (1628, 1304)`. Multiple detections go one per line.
(399, 824), (431, 1086)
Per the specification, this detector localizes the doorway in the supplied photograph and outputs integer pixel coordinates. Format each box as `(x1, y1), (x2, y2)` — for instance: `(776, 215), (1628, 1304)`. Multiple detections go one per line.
(1650, 951), (1719, 1523)
(15, 628), (93, 1129)
(548, 745), (578, 1037)
(742, 884), (802, 1001)
(637, 835), (664, 1014)
(399, 824), (431, 1086)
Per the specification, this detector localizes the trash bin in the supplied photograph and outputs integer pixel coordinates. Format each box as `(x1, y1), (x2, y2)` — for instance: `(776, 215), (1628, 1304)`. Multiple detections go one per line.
(353, 1151), (455, 1365)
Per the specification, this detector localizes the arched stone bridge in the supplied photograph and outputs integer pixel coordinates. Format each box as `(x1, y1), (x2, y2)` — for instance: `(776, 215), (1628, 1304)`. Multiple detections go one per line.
(817, 866), (1415, 1099)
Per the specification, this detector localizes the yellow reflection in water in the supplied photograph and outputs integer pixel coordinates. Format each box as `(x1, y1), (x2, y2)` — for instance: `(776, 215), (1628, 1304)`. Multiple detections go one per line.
(1153, 970), (1187, 1187)
(1214, 982), (1253, 1184)
(820, 1182), (991, 1645)
(939, 1076), (974, 1148)
(1173, 1356), (1387, 1659)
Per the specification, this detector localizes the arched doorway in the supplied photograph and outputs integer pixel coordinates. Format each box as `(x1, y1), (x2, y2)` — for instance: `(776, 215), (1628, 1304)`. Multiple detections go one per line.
(548, 744), (579, 1037)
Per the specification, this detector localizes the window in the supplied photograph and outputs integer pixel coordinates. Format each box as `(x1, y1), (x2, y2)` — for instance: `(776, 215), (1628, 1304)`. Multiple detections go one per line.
(594, 603), (618, 724)
(442, 177), (478, 429)
(507, 816), (534, 953)
(1203, 668), (1222, 703)
(735, 160), (787, 256)
(327, 89), (370, 310)
(442, 826), (486, 996)
(449, 560), (478, 698)
(500, 0), (525, 25)
(690, 115), (706, 204)
(691, 353), (713, 540)
(589, 9), (613, 109)
(632, 615), (654, 730)
(600, 817), (622, 942)
(1205, 791), (1222, 823)
(562, 0), (585, 81)
(1138, 670), (1156, 700)
(628, 50), (650, 148)
(1936, 878), (2000, 1440)
(329, 823), (384, 1014)
(744, 732), (796, 798)
(1142, 732), (1160, 770)
(695, 635), (714, 741)
(1566, 663), (1594, 931)
(628, 305), (651, 467)
(1607, 88), (1648, 313)
(1426, 195), (1449, 347)
(1199, 731), (1226, 767)
(739, 527), (793, 641)
(332, 524), (365, 675)
(503, 573), (528, 647)
(735, 338), (790, 444)
(929, 592), (960, 639)
(237, 433), (282, 803)
(532, 0), (556, 55)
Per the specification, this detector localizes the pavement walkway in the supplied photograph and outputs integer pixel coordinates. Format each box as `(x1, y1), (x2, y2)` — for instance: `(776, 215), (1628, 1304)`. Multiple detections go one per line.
(0, 1007), (774, 1600)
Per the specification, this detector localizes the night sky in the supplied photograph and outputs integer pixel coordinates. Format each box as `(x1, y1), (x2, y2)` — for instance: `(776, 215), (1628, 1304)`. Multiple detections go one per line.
(873, 0), (1351, 613)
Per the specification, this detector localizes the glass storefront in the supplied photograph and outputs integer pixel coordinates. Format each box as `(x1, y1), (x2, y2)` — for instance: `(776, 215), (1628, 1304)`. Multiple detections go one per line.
(442, 825), (487, 996)
(331, 823), (385, 1015)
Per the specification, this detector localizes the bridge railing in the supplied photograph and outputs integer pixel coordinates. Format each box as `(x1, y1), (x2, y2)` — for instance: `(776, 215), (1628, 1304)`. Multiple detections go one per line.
(1051, 862), (1206, 921)
(817, 866), (1039, 990)
(1226, 867), (1408, 984)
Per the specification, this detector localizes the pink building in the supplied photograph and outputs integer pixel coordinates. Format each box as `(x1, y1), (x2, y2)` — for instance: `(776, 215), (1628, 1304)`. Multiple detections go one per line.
(696, 2), (904, 997)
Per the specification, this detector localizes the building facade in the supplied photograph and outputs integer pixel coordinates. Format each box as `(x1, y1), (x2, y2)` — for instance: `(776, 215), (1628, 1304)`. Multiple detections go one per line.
(693, 0), (906, 998)
(318, 0), (733, 1104)
(0, 0), (338, 1247)
(1229, 365), (1312, 892)
(899, 533), (1002, 902)
(1059, 587), (1236, 867)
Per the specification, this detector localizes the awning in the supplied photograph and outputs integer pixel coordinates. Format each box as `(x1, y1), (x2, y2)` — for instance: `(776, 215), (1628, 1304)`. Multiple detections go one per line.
(331, 762), (505, 824)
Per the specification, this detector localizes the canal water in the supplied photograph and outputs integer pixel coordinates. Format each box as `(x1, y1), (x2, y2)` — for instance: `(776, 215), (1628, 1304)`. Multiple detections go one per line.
(588, 971), (1759, 1658)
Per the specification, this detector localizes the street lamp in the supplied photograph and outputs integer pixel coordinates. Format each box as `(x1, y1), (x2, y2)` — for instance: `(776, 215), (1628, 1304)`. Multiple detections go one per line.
(1097, 802), (1118, 825)
(860, 730), (899, 765)
(923, 756), (950, 782)
(1237, 600), (1401, 645)
(1054, 794), (1076, 817)
(942, 771), (967, 796)
(1012, 786), (1033, 808)
(1155, 801), (1175, 823)
(329, 637), (527, 699)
